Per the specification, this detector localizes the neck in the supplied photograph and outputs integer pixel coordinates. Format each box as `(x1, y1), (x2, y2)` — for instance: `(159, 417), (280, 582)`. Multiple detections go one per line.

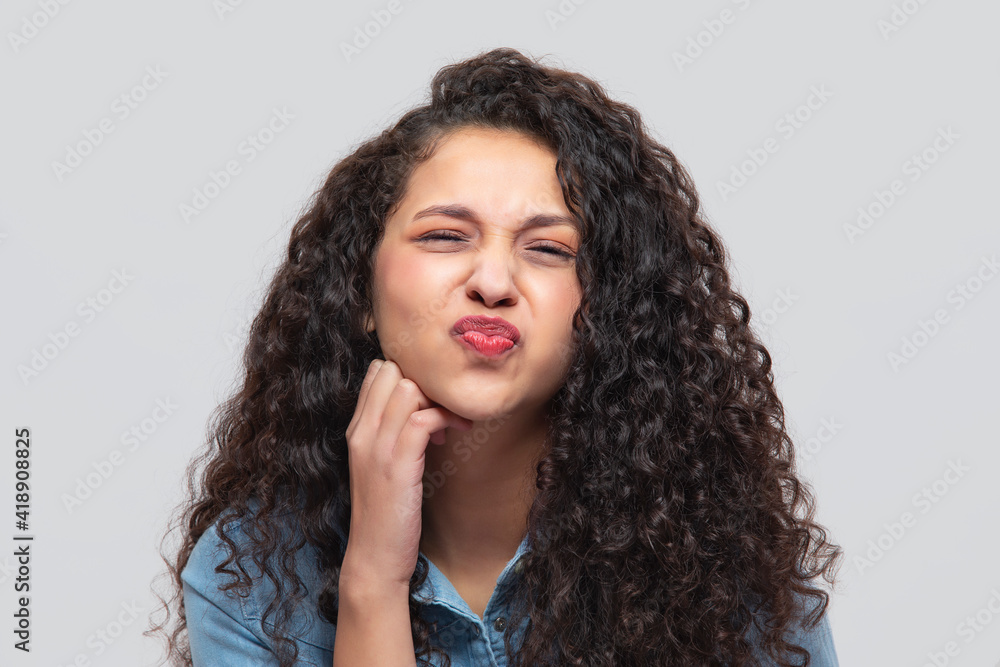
(419, 408), (547, 573)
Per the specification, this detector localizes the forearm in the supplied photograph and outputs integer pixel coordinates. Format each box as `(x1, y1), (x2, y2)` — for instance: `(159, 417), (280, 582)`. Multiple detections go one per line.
(333, 569), (416, 667)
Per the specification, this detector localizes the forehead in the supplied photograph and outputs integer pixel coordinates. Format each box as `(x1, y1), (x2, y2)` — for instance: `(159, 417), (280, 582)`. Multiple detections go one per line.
(395, 127), (580, 232)
(431, 125), (553, 153)
(415, 127), (557, 182)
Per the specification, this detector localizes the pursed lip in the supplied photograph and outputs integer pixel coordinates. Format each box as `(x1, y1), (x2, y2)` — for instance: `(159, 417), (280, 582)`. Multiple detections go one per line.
(451, 315), (521, 344)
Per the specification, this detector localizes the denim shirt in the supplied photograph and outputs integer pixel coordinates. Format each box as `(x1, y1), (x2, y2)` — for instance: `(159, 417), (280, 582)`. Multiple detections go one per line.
(182, 511), (839, 666)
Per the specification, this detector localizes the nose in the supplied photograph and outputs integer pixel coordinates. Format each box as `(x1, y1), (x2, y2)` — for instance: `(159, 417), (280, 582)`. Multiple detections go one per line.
(464, 242), (518, 308)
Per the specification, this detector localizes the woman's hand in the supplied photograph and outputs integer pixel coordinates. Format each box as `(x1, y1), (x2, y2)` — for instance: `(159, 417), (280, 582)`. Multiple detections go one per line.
(341, 358), (473, 592)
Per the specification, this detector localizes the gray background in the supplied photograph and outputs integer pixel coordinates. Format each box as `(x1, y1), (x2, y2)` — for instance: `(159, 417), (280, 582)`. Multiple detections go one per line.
(1, 1), (998, 665)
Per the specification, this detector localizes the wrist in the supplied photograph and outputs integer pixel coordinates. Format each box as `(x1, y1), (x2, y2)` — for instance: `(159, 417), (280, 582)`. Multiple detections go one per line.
(339, 558), (412, 602)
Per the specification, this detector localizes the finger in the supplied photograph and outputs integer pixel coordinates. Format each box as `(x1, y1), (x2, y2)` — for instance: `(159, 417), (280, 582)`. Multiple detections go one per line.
(398, 406), (472, 463)
(429, 416), (474, 445)
(346, 359), (385, 438)
(373, 377), (436, 456)
(352, 359), (410, 451)
(379, 386), (474, 463)
(362, 364), (474, 460)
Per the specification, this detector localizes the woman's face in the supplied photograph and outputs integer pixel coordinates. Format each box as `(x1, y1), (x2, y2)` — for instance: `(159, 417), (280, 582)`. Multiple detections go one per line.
(369, 126), (582, 422)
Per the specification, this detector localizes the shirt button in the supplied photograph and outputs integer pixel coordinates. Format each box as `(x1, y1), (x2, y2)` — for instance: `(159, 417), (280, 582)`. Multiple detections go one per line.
(493, 616), (507, 631)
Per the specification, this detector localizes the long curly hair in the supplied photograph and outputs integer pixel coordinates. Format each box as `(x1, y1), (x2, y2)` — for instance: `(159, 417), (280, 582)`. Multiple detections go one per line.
(150, 47), (842, 666)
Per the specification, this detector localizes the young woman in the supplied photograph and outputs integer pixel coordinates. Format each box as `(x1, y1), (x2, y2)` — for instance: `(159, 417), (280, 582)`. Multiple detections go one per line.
(153, 47), (842, 666)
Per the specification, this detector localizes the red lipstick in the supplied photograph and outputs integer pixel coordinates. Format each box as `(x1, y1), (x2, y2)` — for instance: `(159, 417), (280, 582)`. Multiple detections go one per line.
(451, 315), (520, 358)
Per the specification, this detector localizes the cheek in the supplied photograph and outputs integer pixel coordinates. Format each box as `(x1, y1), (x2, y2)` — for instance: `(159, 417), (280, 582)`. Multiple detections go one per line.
(556, 280), (582, 351)
(375, 250), (427, 317)
(374, 253), (454, 365)
(538, 280), (580, 342)
(553, 276), (582, 318)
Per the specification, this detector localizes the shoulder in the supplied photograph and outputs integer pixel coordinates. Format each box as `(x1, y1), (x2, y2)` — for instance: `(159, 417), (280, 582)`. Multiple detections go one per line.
(181, 502), (338, 662)
(783, 607), (838, 666)
(748, 593), (839, 667)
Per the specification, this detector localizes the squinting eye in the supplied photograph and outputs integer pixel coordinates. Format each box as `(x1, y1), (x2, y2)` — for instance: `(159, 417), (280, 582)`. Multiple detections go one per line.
(532, 245), (576, 259)
(421, 232), (464, 242)
(418, 232), (575, 259)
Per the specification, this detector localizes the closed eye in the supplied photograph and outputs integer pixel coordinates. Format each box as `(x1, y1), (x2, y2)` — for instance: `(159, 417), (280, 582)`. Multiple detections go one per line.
(420, 232), (466, 242)
(533, 246), (576, 258)
(419, 232), (575, 259)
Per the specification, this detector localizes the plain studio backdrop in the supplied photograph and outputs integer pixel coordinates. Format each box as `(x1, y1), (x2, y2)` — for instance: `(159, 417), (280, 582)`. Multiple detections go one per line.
(1, 1), (998, 665)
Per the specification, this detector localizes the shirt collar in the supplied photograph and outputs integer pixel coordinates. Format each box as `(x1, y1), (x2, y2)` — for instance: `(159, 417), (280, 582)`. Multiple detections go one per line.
(414, 531), (532, 616)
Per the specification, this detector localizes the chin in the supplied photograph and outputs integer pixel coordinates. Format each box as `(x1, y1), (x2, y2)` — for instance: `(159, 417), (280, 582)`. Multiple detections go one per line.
(429, 391), (508, 423)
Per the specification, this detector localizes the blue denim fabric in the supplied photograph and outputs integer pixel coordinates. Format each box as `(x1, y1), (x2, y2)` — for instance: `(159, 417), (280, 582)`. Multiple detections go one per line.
(182, 510), (838, 666)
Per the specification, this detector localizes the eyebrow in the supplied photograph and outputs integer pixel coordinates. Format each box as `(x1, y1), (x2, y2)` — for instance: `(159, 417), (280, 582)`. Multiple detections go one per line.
(411, 204), (580, 234)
